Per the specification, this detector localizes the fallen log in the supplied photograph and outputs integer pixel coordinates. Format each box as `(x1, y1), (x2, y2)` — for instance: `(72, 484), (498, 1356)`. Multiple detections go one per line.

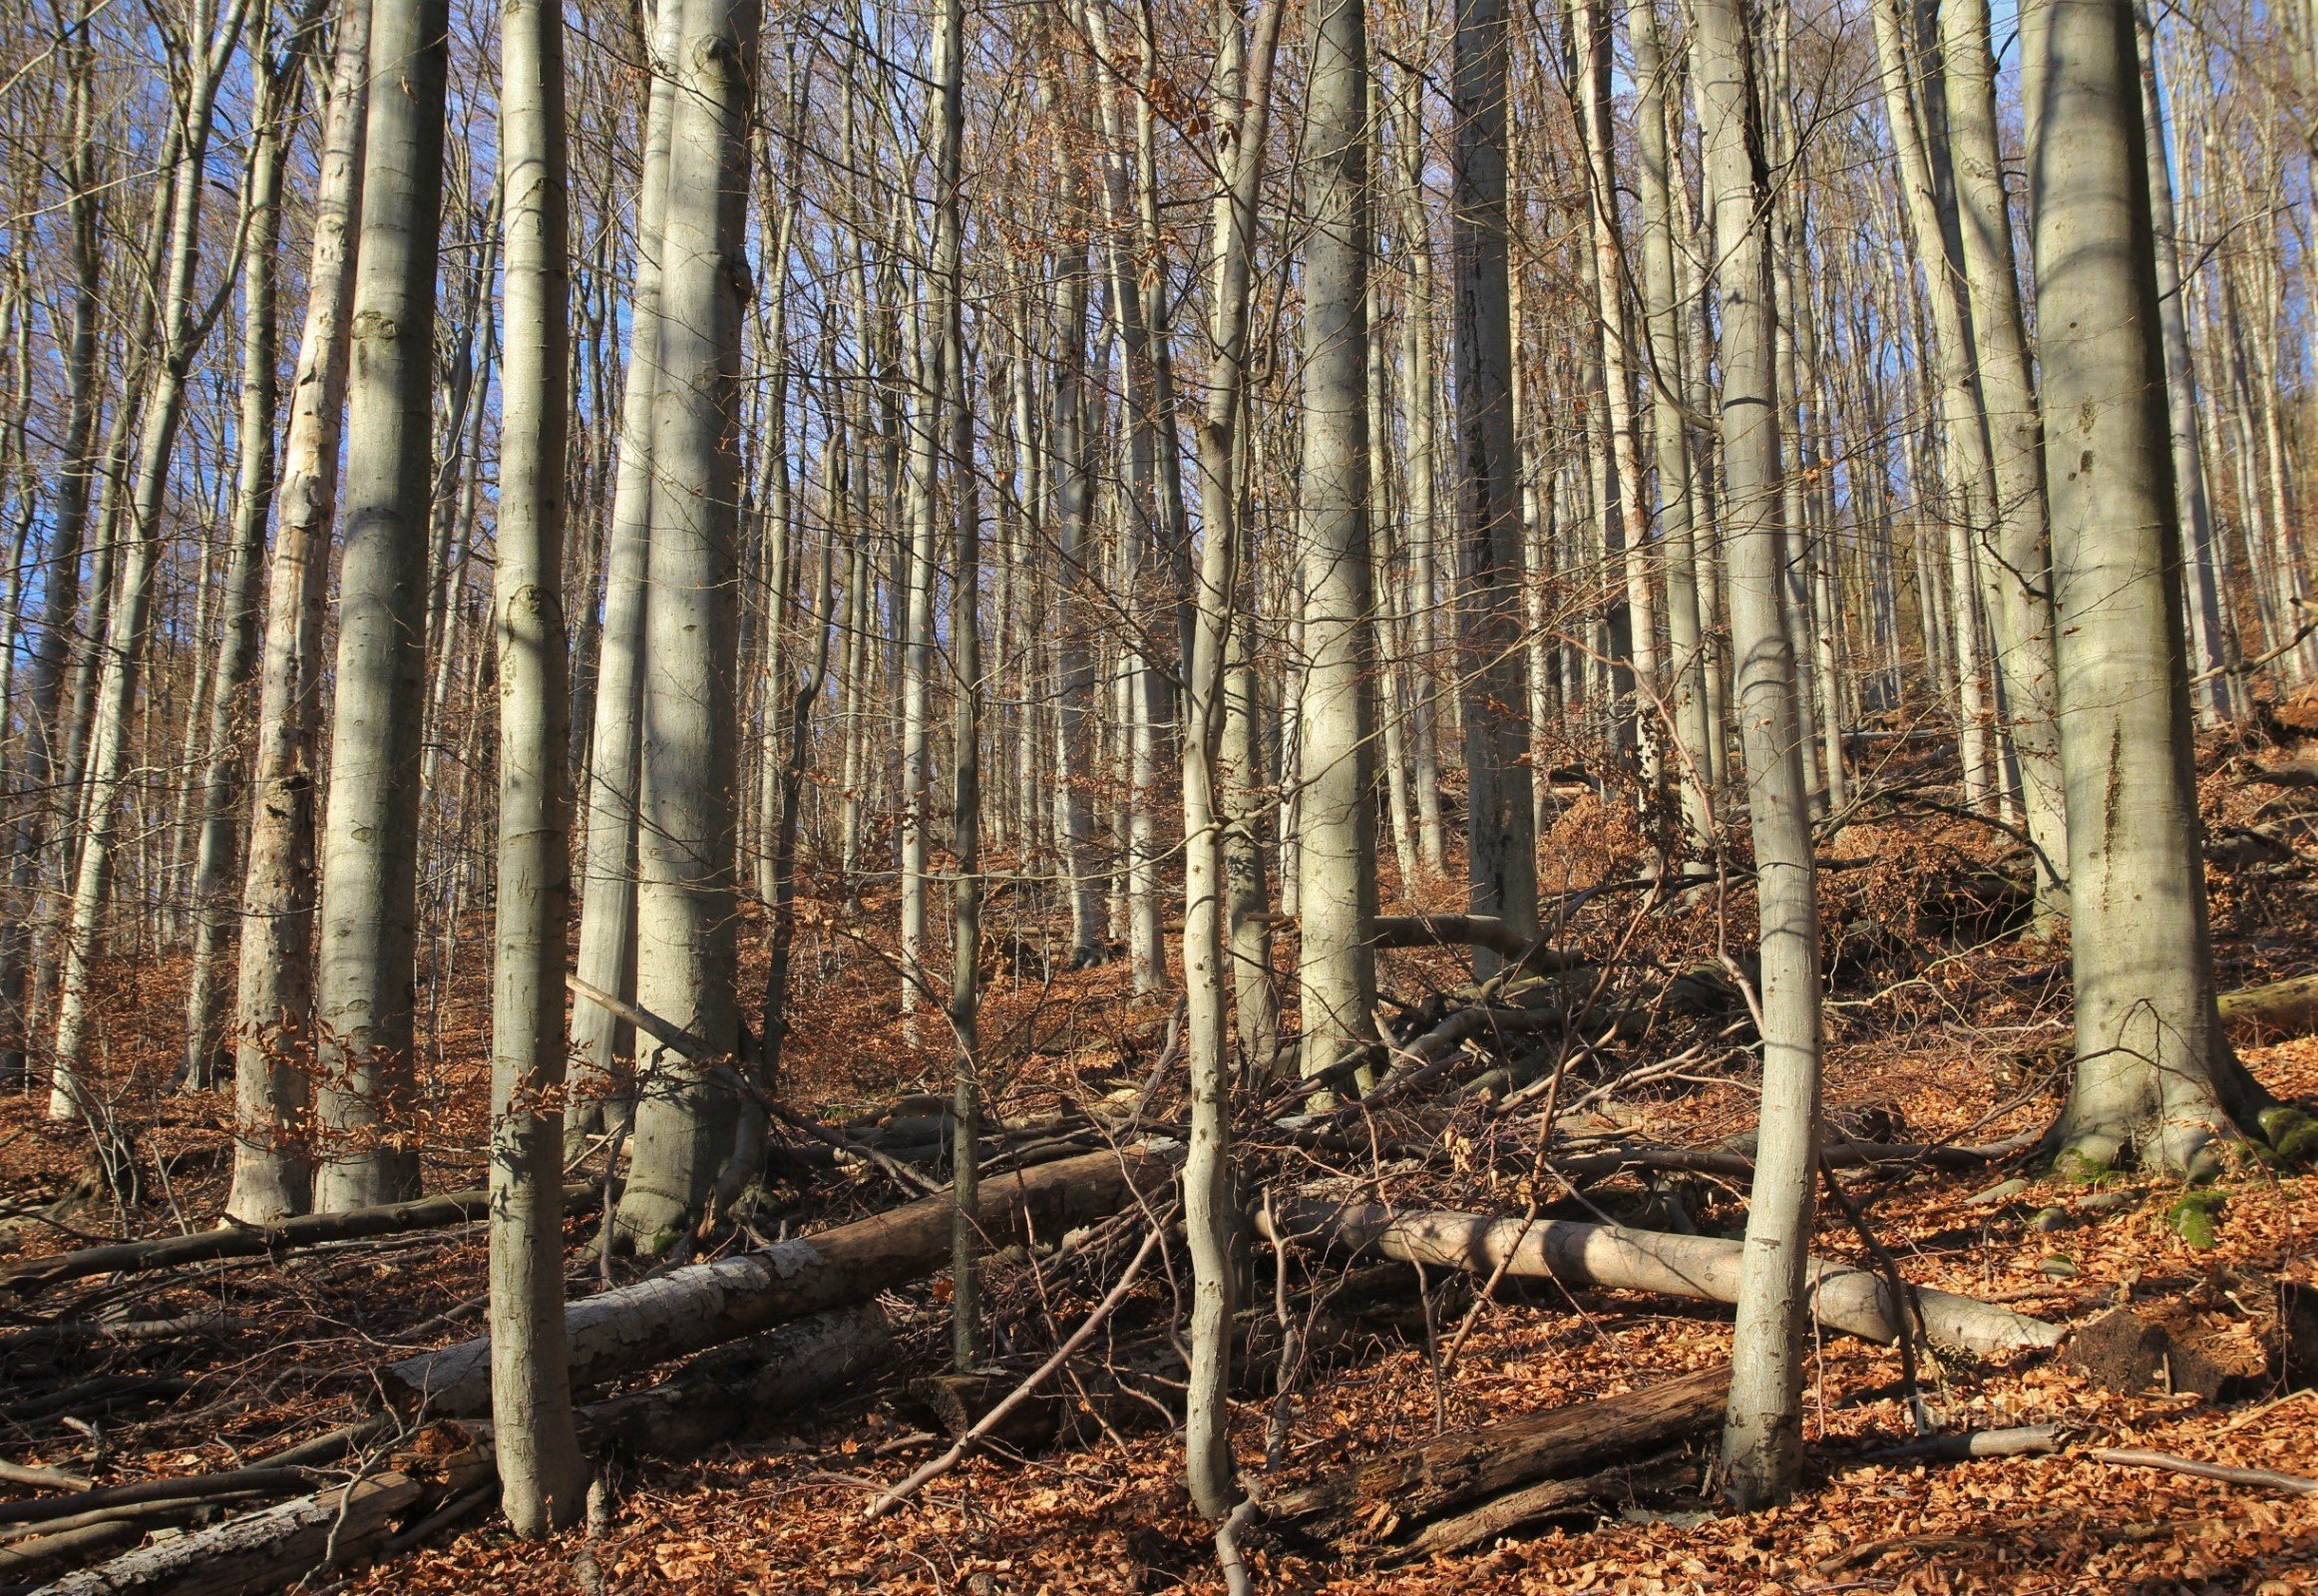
(1268, 1363), (1729, 1545)
(0, 1185), (596, 1296)
(381, 1145), (1169, 1416)
(1393, 1455), (1698, 1561)
(39, 1471), (423, 1596)
(1857, 1424), (2062, 1464)
(2219, 973), (2318, 1045)
(576, 1302), (891, 1459)
(1266, 1199), (2060, 1357)
(0, 1466), (317, 1529)
(0, 1518), (146, 1582)
(2094, 1446), (2318, 1497)
(1369, 915), (1573, 975)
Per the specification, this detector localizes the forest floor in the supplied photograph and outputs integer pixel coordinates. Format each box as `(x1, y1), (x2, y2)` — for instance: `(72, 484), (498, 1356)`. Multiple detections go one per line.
(4, 714), (2318, 1594)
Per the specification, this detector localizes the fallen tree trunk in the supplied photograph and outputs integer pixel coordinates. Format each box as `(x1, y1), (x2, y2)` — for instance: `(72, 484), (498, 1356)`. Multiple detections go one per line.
(2218, 974), (2318, 1045)
(0, 1185), (596, 1295)
(1393, 1456), (1698, 1561)
(40, 1471), (423, 1596)
(381, 1145), (1169, 1415)
(577, 1302), (891, 1459)
(1268, 1363), (1729, 1546)
(1265, 1199), (2060, 1357)
(0, 1466), (318, 1529)
(1368, 915), (1574, 975)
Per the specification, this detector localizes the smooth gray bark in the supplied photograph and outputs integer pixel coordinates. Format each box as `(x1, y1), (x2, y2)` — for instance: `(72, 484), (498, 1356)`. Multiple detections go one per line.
(1297, 0), (1379, 1085)
(614, 0), (759, 1249)
(1939, 0), (2071, 921)
(488, 0), (585, 1533)
(2024, 0), (2271, 1175)
(1183, 0), (1283, 1516)
(1694, 0), (1826, 1510)
(227, 0), (370, 1222)
(309, 0), (451, 1209)
(570, 0), (683, 1146)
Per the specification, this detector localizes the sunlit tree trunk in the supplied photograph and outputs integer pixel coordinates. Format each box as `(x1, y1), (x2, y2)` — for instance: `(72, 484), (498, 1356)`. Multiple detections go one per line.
(488, 0), (585, 1531)
(570, 0), (683, 1147)
(184, 7), (318, 1094)
(307, 0), (450, 1208)
(1696, 0), (1826, 1511)
(1297, 0), (1378, 1086)
(2024, 0), (2273, 1176)
(614, 0), (759, 1250)
(227, 0), (370, 1221)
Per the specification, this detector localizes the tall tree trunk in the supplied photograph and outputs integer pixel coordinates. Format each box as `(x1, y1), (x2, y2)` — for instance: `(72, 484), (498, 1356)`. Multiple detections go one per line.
(309, 0), (450, 1208)
(1183, 0), (1283, 1515)
(1632, 0), (1714, 848)
(613, 0), (759, 1250)
(1574, 0), (1663, 794)
(2024, 0), (2272, 1176)
(227, 0), (371, 1222)
(1939, 0), (2070, 921)
(183, 6), (317, 1094)
(2133, 0), (2234, 722)
(1450, 0), (1537, 972)
(570, 0), (683, 1146)
(1390, 70), (1448, 877)
(488, 0), (585, 1532)
(1298, 0), (1378, 1086)
(1694, 0), (1826, 1510)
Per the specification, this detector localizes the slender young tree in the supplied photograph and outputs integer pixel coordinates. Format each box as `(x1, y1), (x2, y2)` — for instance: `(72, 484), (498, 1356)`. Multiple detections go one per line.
(1632, 0), (1713, 850)
(1696, 0), (1826, 1510)
(487, 0), (586, 1533)
(1938, 0), (2070, 920)
(1183, 0), (1285, 1516)
(2133, 0), (2235, 721)
(184, 0), (321, 1093)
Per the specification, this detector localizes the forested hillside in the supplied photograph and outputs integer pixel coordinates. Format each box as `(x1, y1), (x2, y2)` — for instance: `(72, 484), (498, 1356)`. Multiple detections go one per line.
(0, 0), (2313, 1589)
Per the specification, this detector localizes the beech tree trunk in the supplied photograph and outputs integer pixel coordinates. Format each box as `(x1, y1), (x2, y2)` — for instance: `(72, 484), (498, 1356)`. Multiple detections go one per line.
(1296, 0), (1378, 1086)
(570, 0), (684, 1146)
(182, 12), (314, 1093)
(310, 0), (451, 1210)
(614, 0), (760, 1250)
(488, 0), (585, 1532)
(1450, 0), (1537, 963)
(1693, 0), (1826, 1510)
(2025, 0), (2273, 1176)
(226, 0), (370, 1222)
(1182, 0), (1283, 1518)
